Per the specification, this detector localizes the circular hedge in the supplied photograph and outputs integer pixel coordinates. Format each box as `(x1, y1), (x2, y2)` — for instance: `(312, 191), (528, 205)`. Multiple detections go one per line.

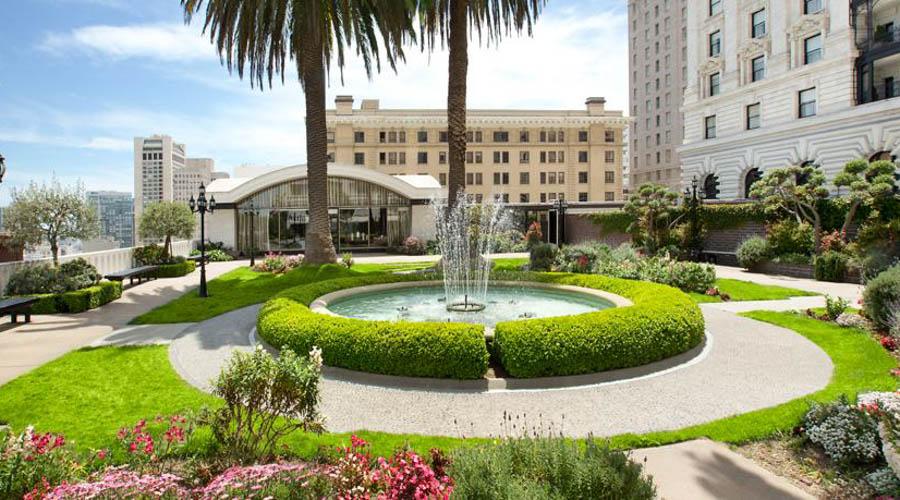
(256, 272), (705, 380)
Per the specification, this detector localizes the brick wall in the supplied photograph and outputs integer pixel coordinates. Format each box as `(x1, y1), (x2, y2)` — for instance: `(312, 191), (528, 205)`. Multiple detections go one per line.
(566, 214), (631, 247)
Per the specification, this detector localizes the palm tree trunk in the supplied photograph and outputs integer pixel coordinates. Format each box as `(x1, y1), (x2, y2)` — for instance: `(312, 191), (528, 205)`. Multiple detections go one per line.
(446, 0), (468, 208)
(301, 42), (337, 265)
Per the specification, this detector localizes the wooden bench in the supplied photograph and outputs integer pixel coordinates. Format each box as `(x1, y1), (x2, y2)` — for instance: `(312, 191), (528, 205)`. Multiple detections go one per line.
(0, 297), (40, 324)
(698, 250), (737, 265)
(105, 265), (160, 286)
(186, 254), (207, 263)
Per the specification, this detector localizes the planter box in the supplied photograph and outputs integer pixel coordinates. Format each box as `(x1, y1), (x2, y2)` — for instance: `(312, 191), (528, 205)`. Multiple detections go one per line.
(751, 261), (861, 284)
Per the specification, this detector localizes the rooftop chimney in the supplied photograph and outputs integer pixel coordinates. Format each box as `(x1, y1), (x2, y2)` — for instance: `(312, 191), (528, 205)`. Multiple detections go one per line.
(335, 95), (354, 115)
(585, 97), (607, 115)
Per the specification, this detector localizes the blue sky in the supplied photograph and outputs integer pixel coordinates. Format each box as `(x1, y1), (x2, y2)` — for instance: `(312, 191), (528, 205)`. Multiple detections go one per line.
(0, 0), (628, 204)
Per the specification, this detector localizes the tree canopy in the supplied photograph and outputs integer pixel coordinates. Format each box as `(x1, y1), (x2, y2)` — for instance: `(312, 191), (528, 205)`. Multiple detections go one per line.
(750, 165), (829, 252)
(138, 202), (195, 258)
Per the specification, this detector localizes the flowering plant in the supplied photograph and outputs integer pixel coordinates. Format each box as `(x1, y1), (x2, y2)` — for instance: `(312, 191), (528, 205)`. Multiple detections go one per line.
(25, 467), (189, 499)
(254, 252), (303, 274)
(116, 414), (194, 467)
(1, 426), (76, 498)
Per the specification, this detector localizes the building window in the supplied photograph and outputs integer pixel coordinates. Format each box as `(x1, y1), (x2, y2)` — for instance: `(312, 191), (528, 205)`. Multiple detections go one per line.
(520, 172), (530, 185)
(578, 171), (588, 183)
(746, 103), (761, 130)
(354, 131), (365, 143)
(466, 130), (483, 143)
(540, 172), (547, 184)
(439, 131), (448, 143)
(520, 130), (530, 142)
(752, 56), (766, 82)
(354, 152), (365, 165)
(804, 34), (822, 65)
(475, 172), (483, 185)
(578, 151), (589, 163)
(439, 151), (447, 164)
(751, 9), (766, 39)
(578, 130), (589, 142)
(804, 0), (822, 15)
(540, 193), (547, 203)
(744, 168), (762, 199)
(520, 151), (530, 164)
(327, 131), (335, 144)
(703, 174), (720, 200)
(605, 130), (616, 142)
(578, 192), (588, 202)
(709, 72), (720, 96)
(417, 130), (428, 143)
(558, 172), (565, 184)
(705, 115), (717, 139)
(492, 172), (509, 185)
(493, 131), (509, 142)
(799, 88), (817, 118)
(709, 0), (721, 16)
(604, 171), (615, 183)
(604, 151), (615, 163)
(439, 173), (447, 185)
(604, 192), (615, 202)
(709, 31), (721, 57)
(493, 151), (510, 164)
(520, 193), (530, 203)
(417, 152), (428, 164)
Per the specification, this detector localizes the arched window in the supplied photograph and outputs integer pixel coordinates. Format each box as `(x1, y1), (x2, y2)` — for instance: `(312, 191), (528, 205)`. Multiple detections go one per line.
(744, 168), (762, 199)
(796, 160), (818, 185)
(702, 174), (719, 200)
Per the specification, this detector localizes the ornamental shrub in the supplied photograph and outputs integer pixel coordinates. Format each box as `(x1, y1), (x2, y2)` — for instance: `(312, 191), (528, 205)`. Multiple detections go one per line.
(0, 426), (75, 499)
(814, 251), (849, 282)
(864, 264), (900, 332)
(766, 220), (814, 257)
(736, 236), (769, 270)
(492, 272), (705, 377)
(23, 281), (121, 314)
(210, 346), (324, 460)
(554, 242), (612, 273)
(133, 244), (166, 266)
(398, 236), (426, 255)
(57, 258), (101, 290)
(802, 397), (881, 467)
(155, 260), (196, 278)
(451, 435), (655, 499)
(5, 258), (100, 296)
(529, 243), (557, 271)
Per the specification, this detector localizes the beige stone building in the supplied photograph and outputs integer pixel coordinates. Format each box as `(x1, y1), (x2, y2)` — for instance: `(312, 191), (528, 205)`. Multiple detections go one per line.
(326, 96), (628, 204)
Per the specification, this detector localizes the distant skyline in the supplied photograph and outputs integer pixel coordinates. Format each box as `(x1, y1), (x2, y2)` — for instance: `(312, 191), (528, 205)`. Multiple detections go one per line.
(0, 0), (628, 204)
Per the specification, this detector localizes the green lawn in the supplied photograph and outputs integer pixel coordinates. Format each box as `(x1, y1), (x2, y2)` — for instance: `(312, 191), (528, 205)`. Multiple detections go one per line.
(689, 278), (818, 303)
(1, 311), (892, 458)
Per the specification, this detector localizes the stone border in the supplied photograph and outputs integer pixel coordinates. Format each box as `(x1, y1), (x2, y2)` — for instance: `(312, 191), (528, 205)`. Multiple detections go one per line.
(309, 280), (633, 338)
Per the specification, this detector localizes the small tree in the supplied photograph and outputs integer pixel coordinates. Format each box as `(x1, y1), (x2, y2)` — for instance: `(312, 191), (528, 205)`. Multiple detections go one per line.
(5, 178), (99, 266)
(750, 165), (829, 253)
(138, 202), (195, 258)
(623, 183), (683, 255)
(833, 158), (898, 239)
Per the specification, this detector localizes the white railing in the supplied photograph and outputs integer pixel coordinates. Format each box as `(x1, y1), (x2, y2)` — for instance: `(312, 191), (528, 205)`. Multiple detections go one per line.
(0, 240), (195, 294)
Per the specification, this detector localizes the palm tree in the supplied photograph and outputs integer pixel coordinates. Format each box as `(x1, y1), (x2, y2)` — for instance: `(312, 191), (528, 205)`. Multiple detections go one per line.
(182, 0), (412, 264)
(416, 0), (545, 207)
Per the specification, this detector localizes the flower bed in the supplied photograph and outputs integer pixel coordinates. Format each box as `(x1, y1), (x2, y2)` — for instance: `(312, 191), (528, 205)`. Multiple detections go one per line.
(28, 281), (123, 314)
(257, 272), (704, 380)
(491, 272), (705, 377)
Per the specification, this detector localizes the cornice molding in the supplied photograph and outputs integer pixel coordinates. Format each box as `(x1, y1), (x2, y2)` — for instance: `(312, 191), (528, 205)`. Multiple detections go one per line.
(326, 115), (632, 128)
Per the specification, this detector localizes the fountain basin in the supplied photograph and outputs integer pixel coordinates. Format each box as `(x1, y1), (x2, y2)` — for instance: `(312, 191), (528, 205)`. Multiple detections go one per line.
(310, 281), (630, 337)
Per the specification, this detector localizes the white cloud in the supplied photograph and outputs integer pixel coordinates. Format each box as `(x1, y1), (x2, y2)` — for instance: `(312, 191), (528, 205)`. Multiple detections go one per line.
(40, 24), (216, 62)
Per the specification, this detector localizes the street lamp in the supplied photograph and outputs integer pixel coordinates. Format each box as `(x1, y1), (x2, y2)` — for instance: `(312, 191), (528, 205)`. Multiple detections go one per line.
(243, 201), (258, 267)
(553, 198), (568, 245)
(0, 153), (7, 184)
(188, 183), (216, 298)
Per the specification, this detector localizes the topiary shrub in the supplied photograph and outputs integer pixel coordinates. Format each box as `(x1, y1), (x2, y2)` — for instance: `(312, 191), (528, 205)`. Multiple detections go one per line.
(736, 236), (769, 270)
(766, 220), (814, 258)
(864, 264), (900, 332)
(491, 272), (705, 378)
(4, 258), (101, 296)
(27, 281), (122, 314)
(814, 251), (849, 282)
(133, 244), (166, 266)
(529, 243), (557, 271)
(156, 260), (196, 278)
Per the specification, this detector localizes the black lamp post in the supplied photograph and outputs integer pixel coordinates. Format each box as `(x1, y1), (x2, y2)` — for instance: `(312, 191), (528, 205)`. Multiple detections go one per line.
(553, 198), (568, 245)
(683, 176), (705, 261)
(188, 183), (216, 298)
(243, 201), (258, 267)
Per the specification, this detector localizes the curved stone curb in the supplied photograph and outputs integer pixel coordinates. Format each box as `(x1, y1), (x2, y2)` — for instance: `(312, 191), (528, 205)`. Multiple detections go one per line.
(169, 303), (833, 438)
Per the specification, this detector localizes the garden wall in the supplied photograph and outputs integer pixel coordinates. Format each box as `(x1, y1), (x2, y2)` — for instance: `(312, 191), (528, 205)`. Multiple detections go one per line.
(0, 240), (195, 293)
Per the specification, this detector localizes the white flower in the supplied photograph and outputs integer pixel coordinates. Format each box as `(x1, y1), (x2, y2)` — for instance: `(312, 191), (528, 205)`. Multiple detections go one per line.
(309, 346), (323, 371)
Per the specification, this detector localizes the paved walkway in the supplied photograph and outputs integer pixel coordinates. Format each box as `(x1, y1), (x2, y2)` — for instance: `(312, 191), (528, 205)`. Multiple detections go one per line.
(0, 260), (244, 385)
(167, 304), (832, 438)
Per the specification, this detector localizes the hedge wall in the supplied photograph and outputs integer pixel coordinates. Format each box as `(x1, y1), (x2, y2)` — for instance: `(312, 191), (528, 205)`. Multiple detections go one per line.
(156, 260), (196, 278)
(257, 274), (490, 380)
(492, 272), (705, 378)
(590, 203), (766, 235)
(28, 281), (123, 314)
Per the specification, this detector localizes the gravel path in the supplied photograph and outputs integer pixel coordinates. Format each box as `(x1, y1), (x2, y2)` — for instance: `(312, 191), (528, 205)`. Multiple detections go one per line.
(168, 304), (832, 438)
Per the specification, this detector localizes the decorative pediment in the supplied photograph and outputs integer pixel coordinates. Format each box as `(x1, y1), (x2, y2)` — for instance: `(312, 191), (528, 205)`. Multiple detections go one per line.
(790, 13), (828, 39)
(738, 37), (770, 60)
(699, 57), (725, 75)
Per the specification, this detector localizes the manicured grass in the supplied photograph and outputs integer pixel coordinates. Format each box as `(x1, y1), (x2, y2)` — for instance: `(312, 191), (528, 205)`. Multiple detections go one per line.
(607, 311), (896, 448)
(689, 278), (818, 303)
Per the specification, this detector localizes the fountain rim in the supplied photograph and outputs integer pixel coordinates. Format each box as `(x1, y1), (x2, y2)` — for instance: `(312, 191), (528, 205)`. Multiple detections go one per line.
(309, 280), (634, 337)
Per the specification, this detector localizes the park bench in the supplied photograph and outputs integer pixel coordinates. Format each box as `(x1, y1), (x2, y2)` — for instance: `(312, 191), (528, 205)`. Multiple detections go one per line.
(186, 254), (207, 263)
(104, 265), (160, 286)
(0, 297), (40, 324)
(698, 250), (737, 265)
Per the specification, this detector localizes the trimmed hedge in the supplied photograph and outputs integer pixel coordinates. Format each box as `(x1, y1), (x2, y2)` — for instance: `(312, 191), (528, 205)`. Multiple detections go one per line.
(257, 274), (490, 379)
(156, 260), (196, 278)
(492, 272), (705, 378)
(27, 281), (123, 314)
(591, 203), (766, 235)
(257, 271), (705, 380)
